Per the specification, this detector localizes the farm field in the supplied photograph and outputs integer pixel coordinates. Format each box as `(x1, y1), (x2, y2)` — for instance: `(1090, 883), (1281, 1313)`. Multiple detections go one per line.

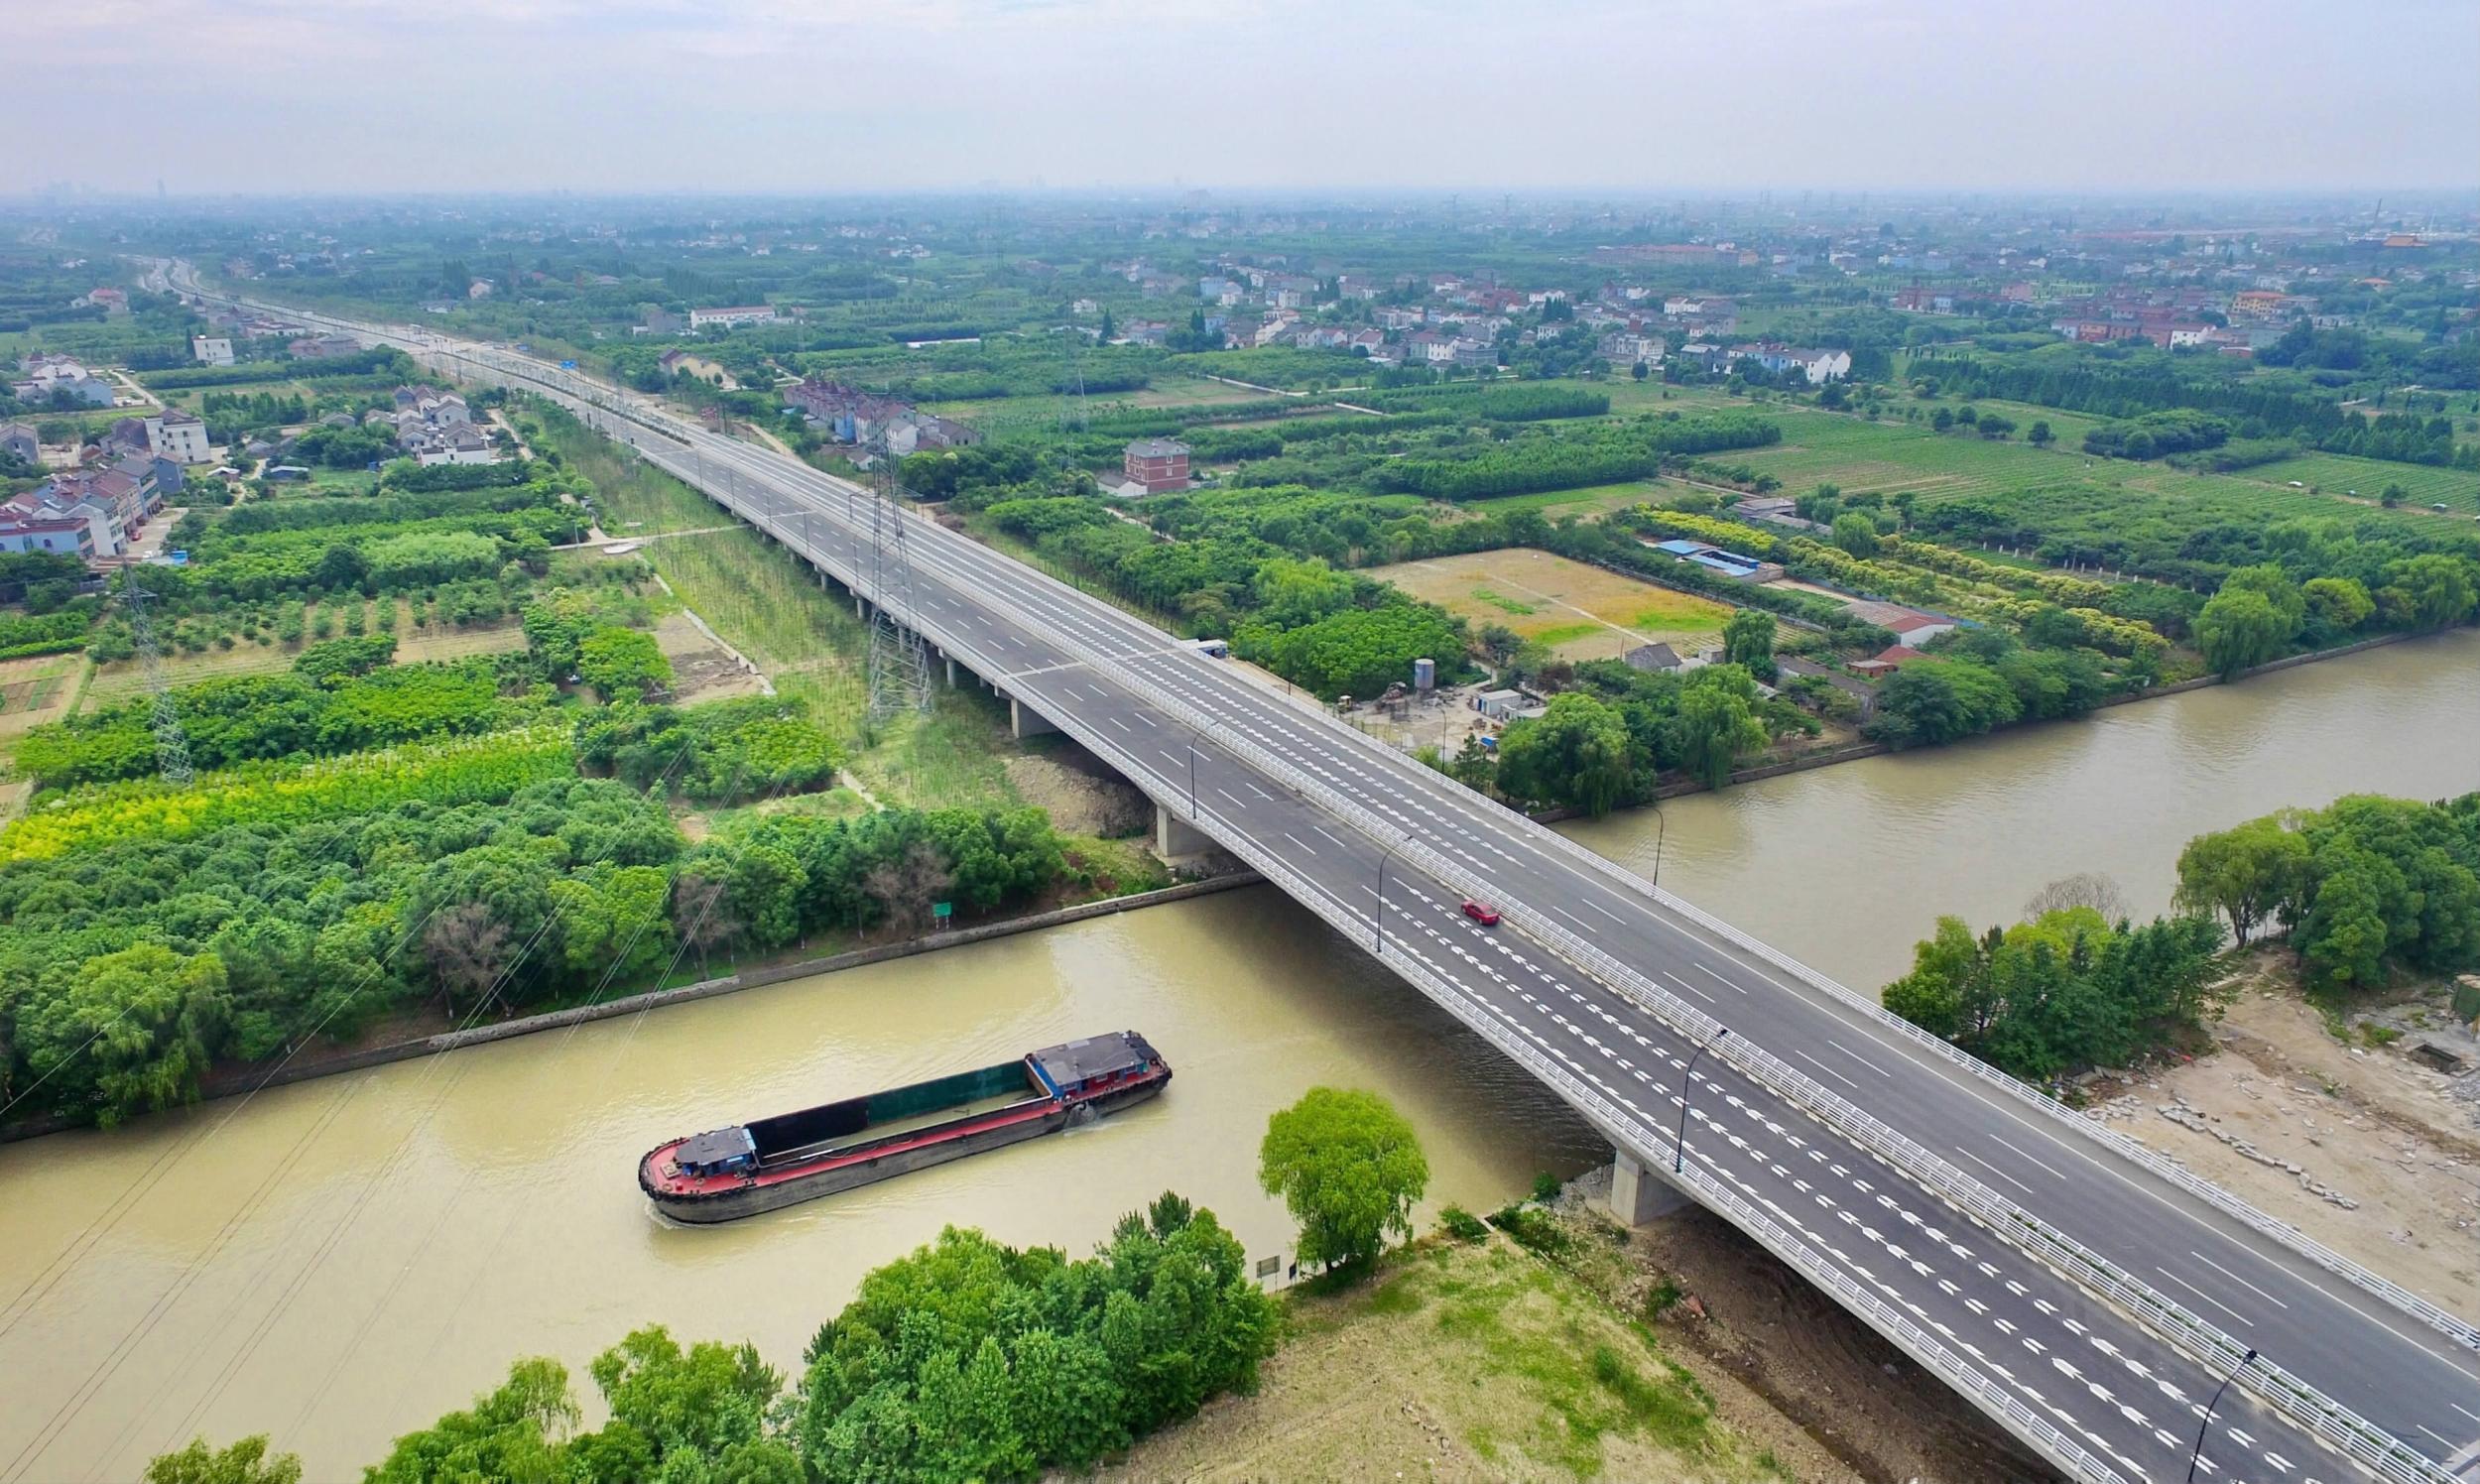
(1368, 547), (1734, 662)
(79, 600), (529, 708)
(2237, 453), (2480, 512)
(1723, 408), (2447, 528)
(0, 655), (81, 752)
(1458, 479), (1667, 521)
(1550, 378), (1747, 417)
(924, 374), (1280, 432)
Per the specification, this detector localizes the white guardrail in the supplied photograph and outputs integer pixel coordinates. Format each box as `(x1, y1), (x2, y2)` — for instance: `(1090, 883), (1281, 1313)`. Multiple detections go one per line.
(663, 499), (2140, 1484)
(1299, 706), (2480, 1365)
(207, 286), (2449, 1483)
(1063, 644), (2446, 1484)
(616, 409), (2438, 1484)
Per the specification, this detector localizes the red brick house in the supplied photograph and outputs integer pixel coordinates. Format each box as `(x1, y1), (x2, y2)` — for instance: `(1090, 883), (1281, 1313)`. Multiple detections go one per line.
(1122, 437), (1190, 494)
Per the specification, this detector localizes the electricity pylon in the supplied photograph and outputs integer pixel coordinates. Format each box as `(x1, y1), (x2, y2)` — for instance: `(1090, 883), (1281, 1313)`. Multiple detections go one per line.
(120, 566), (193, 788)
(864, 435), (933, 723)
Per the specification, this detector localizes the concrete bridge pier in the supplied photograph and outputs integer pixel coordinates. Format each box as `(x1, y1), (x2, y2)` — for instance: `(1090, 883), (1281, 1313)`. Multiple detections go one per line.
(1154, 804), (1212, 862)
(1009, 697), (1059, 739)
(1609, 1149), (1691, 1226)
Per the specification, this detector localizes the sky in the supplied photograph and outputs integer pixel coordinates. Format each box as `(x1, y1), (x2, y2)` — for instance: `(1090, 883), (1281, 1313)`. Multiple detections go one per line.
(13, 0), (2479, 197)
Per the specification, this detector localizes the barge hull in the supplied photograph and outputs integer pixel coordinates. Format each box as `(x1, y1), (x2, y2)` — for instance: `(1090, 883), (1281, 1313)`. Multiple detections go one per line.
(646, 1076), (1166, 1223)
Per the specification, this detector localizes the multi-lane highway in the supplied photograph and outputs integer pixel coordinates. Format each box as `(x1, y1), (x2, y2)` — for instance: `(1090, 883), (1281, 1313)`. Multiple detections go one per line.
(171, 264), (2477, 1482)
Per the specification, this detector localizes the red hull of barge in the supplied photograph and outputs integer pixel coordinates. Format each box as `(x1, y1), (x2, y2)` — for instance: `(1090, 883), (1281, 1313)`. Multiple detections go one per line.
(638, 1032), (1170, 1224)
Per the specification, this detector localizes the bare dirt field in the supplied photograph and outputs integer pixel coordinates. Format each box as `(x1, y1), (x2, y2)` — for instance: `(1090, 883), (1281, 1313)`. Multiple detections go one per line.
(653, 609), (770, 704)
(2086, 952), (2480, 1312)
(1001, 741), (1150, 838)
(1369, 548), (1735, 663)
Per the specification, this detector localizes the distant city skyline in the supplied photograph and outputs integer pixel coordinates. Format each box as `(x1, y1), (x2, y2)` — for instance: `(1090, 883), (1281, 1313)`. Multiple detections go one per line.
(12, 0), (2479, 198)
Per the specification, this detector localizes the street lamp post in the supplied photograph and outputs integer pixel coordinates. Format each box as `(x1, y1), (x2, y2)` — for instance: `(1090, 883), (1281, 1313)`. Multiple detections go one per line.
(1373, 844), (1401, 954)
(1650, 801), (1669, 889)
(1674, 1027), (1730, 1176)
(1185, 743), (1198, 817)
(2185, 1349), (2256, 1484)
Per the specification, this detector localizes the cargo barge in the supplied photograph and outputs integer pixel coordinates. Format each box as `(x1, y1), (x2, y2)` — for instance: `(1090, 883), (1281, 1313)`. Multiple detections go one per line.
(637, 1031), (1170, 1223)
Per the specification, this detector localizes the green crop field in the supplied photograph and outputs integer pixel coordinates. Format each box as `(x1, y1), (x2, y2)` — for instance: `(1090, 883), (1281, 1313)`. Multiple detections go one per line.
(2237, 454), (2480, 512)
(1717, 408), (2444, 530)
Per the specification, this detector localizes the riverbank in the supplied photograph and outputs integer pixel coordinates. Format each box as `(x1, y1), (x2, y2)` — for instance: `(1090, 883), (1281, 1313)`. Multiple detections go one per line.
(2085, 948), (2480, 1313)
(1640, 627), (2434, 802)
(1106, 1194), (2048, 1483)
(0, 870), (1262, 1145)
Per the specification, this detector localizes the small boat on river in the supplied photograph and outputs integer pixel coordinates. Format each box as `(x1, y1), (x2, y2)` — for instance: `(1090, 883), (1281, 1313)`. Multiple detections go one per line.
(637, 1031), (1171, 1223)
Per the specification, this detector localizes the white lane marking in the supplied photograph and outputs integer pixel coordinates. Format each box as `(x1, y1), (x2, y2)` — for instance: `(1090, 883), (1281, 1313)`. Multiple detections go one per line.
(1214, 787), (1246, 808)
(1691, 962), (1748, 995)
(600, 414), (2480, 1403)
(2154, 1266), (2254, 1329)
(1313, 825), (1350, 850)
(1580, 898), (1622, 924)
(1552, 905), (1594, 933)
(1824, 1038), (1890, 1075)
(2186, 1251), (2292, 1311)
(1282, 832), (1318, 856)
(2418, 1423), (2457, 1448)
(2455, 1402), (2480, 1424)
(1673, 924), (2480, 1379)
(1986, 1133), (2067, 1178)
(1793, 1049), (1861, 1090)
(1954, 1147), (2037, 1196)
(1105, 716), (1130, 733)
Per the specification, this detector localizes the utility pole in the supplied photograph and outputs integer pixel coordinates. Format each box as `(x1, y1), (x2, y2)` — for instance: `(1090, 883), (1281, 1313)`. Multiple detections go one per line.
(1057, 326), (1089, 434)
(1674, 1028), (1729, 1176)
(2186, 1349), (2255, 1483)
(1372, 843), (1399, 953)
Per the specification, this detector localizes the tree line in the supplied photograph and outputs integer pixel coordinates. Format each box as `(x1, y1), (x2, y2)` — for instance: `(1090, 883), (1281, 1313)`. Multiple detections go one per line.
(1913, 352), (2472, 469)
(152, 1086), (1439, 1483)
(2172, 795), (2480, 994)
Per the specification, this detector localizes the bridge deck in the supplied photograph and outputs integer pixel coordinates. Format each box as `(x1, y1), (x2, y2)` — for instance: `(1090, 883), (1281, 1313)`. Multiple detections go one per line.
(191, 271), (2476, 1484)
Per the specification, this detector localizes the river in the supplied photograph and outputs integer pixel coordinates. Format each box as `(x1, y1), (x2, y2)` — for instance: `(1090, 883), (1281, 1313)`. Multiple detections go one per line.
(1, 630), (2474, 1480)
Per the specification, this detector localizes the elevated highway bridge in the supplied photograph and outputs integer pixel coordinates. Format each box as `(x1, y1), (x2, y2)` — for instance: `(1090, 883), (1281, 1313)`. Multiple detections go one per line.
(171, 264), (2478, 1483)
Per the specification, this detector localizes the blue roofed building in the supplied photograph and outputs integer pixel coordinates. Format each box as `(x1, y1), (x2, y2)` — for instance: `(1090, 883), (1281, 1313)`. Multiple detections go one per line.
(1646, 538), (1785, 583)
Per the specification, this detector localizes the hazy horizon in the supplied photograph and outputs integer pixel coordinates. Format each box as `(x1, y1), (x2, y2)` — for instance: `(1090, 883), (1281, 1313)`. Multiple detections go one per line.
(15, 0), (2479, 198)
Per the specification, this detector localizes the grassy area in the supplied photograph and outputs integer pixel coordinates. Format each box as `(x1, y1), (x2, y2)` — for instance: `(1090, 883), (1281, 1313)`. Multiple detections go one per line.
(1459, 479), (1670, 520)
(844, 686), (1023, 811)
(553, 415), (734, 535)
(534, 415), (1032, 814)
(1103, 1234), (1771, 1482)
(1369, 548), (1734, 662)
